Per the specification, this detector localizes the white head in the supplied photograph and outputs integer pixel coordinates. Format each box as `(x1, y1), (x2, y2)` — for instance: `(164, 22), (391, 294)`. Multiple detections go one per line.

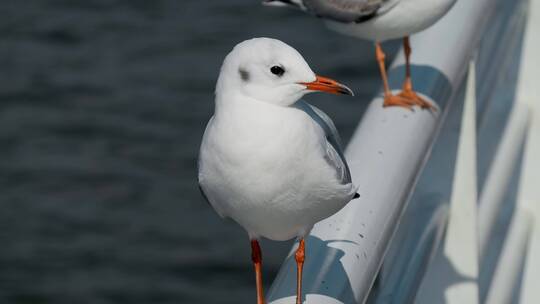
(216, 38), (352, 107)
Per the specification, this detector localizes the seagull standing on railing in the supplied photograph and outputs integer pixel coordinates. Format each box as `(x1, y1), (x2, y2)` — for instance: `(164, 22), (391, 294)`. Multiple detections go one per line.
(264, 0), (457, 110)
(198, 37), (358, 304)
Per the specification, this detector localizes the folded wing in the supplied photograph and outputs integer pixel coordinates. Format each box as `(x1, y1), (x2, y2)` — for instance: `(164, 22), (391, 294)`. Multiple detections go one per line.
(295, 101), (352, 185)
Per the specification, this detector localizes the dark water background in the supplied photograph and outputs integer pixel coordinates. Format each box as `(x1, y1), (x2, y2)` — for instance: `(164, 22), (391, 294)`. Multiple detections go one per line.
(0, 1), (398, 303)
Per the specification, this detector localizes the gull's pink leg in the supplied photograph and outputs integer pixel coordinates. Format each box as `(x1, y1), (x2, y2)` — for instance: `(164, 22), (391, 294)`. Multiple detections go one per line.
(295, 239), (305, 304)
(397, 36), (436, 111)
(251, 240), (265, 304)
(375, 42), (414, 110)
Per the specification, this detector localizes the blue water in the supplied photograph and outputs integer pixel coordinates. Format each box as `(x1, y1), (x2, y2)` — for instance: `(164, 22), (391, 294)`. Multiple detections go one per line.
(0, 1), (394, 303)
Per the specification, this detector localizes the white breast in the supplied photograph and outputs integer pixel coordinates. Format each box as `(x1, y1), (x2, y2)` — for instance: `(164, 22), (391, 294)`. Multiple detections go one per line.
(198, 99), (354, 240)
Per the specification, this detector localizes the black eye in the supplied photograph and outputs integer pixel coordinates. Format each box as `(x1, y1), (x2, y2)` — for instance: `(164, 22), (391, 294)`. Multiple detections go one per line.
(270, 65), (285, 76)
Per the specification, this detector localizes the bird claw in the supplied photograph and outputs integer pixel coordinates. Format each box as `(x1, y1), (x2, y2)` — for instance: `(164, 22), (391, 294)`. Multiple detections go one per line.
(397, 89), (437, 112)
(382, 94), (415, 111)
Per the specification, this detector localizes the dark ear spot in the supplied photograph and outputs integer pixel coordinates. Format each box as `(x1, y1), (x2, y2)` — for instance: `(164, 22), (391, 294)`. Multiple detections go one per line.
(239, 68), (250, 81)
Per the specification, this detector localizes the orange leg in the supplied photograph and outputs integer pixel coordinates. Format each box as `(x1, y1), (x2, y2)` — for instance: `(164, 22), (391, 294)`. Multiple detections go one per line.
(375, 42), (414, 110)
(397, 37), (436, 111)
(251, 240), (265, 304)
(295, 238), (306, 304)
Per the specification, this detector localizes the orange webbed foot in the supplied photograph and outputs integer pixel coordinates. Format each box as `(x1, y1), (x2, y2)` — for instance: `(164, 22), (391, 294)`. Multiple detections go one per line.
(382, 94), (416, 111)
(397, 89), (437, 111)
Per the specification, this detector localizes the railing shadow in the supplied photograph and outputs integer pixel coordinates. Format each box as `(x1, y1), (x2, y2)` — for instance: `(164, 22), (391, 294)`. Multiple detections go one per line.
(267, 235), (356, 304)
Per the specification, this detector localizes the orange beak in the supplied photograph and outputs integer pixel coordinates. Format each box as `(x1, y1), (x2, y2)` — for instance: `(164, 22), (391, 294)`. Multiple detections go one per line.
(299, 75), (354, 96)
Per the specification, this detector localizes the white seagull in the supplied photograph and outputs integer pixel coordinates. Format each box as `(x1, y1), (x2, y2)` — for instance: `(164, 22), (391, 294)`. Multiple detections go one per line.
(198, 37), (358, 304)
(264, 0), (457, 110)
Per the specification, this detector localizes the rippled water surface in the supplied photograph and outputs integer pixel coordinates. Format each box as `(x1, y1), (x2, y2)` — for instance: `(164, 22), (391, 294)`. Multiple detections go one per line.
(0, 1), (393, 303)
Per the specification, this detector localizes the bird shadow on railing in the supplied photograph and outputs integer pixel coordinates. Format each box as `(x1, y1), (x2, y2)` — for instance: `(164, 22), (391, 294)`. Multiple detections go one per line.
(267, 235), (357, 304)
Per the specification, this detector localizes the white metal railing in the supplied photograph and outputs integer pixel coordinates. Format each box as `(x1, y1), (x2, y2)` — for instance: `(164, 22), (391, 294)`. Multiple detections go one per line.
(266, 0), (504, 303)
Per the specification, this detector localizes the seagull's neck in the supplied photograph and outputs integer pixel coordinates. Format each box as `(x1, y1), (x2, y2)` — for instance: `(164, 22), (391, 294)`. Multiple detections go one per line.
(214, 89), (251, 114)
(214, 90), (268, 124)
(212, 90), (302, 137)
(214, 87), (295, 116)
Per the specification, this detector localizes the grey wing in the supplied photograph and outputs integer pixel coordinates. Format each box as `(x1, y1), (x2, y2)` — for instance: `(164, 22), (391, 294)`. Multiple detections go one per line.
(295, 101), (352, 185)
(303, 0), (400, 23)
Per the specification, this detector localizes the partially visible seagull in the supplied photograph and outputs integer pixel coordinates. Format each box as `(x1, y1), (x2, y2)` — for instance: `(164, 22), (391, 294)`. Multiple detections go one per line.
(198, 37), (358, 304)
(264, 0), (457, 110)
